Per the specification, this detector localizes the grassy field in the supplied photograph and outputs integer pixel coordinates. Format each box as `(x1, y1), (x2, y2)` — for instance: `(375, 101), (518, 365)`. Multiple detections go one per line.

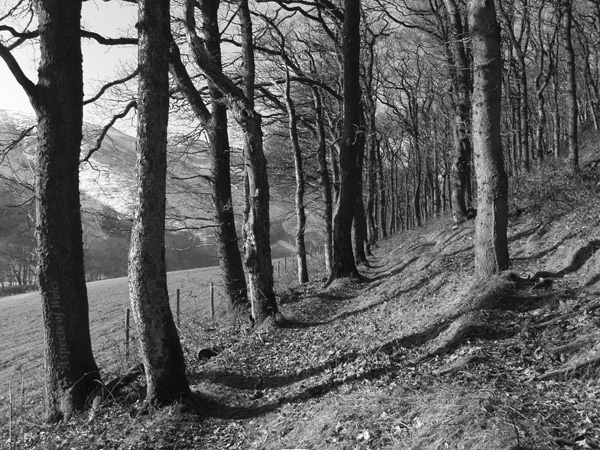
(0, 265), (226, 420)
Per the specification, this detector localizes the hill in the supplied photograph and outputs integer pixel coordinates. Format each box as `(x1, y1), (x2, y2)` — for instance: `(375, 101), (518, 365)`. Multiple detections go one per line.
(1, 155), (599, 449)
(0, 110), (303, 286)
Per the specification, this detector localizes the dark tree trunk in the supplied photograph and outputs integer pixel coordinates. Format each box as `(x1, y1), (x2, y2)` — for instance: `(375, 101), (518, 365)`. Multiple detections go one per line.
(184, 0), (278, 325)
(562, 0), (578, 172)
(284, 71), (309, 283)
(444, 0), (472, 225)
(376, 139), (387, 239)
(328, 0), (362, 283)
(199, 0), (249, 315)
(470, 0), (510, 277)
(31, 0), (99, 422)
(129, 0), (190, 405)
(236, 0), (278, 324)
(352, 126), (369, 266)
(312, 88), (333, 272)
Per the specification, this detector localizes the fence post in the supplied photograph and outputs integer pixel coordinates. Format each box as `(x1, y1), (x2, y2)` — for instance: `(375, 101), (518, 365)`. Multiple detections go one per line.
(210, 282), (215, 319)
(125, 308), (130, 360)
(176, 289), (180, 328)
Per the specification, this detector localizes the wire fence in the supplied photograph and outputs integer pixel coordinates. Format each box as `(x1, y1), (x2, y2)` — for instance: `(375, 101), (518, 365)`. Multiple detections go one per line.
(122, 250), (329, 356)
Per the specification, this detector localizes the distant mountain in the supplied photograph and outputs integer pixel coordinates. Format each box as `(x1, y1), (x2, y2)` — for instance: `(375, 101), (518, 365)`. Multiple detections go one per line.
(0, 109), (323, 287)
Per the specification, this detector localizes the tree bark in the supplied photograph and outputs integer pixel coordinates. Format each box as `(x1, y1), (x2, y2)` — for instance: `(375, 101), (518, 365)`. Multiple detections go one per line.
(198, 0), (249, 315)
(328, 0), (362, 283)
(236, 0), (279, 323)
(376, 138), (387, 239)
(184, 0), (278, 325)
(284, 71), (309, 283)
(443, 0), (473, 225)
(312, 88), (333, 273)
(31, 0), (99, 422)
(129, 0), (190, 405)
(562, 0), (578, 172)
(470, 0), (510, 277)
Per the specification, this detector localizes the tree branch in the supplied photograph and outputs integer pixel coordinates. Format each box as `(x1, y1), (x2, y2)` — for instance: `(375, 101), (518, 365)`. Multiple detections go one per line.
(83, 69), (139, 105)
(81, 29), (137, 46)
(0, 42), (37, 103)
(81, 100), (137, 163)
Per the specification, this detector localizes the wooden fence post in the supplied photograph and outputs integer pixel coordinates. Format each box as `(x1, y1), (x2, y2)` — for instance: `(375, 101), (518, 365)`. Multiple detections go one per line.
(176, 288), (181, 328)
(125, 308), (130, 360)
(210, 282), (215, 319)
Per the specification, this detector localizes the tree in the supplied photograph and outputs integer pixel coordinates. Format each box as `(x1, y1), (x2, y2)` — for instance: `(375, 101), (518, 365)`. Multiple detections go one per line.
(283, 70), (309, 283)
(128, 0), (190, 405)
(328, 0), (363, 283)
(183, 0), (279, 326)
(562, 0), (578, 172)
(470, 0), (510, 277)
(169, 0), (250, 318)
(0, 0), (100, 421)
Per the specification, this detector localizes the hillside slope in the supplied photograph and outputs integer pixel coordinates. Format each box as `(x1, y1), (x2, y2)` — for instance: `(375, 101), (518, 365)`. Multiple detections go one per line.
(4, 159), (599, 449)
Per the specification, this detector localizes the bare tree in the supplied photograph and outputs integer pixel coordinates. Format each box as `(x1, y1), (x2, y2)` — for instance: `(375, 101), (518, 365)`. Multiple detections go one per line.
(470, 0), (510, 276)
(183, 0), (279, 326)
(128, 0), (190, 405)
(0, 0), (99, 421)
(328, 0), (363, 283)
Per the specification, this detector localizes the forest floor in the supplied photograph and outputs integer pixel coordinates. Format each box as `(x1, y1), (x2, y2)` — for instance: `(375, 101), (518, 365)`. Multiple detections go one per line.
(5, 161), (600, 449)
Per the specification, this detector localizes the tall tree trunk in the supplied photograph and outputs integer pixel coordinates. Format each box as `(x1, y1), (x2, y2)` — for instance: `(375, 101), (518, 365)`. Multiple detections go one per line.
(184, 0), (279, 325)
(170, 1), (249, 316)
(470, 0), (510, 277)
(562, 0), (578, 172)
(29, 0), (100, 422)
(327, 0), (362, 283)
(200, 0), (249, 315)
(284, 71), (309, 283)
(129, 0), (190, 405)
(312, 88), (333, 273)
(376, 139), (387, 239)
(352, 127), (369, 266)
(237, 0), (278, 323)
(444, 0), (472, 225)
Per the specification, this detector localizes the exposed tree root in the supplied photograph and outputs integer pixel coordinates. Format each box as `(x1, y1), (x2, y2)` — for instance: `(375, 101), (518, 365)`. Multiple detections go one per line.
(433, 354), (485, 376)
(538, 353), (600, 380)
(424, 311), (485, 357)
(549, 332), (600, 356)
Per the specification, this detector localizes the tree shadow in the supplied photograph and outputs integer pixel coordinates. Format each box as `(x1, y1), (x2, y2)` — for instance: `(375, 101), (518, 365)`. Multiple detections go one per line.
(373, 256), (418, 280)
(507, 225), (542, 243)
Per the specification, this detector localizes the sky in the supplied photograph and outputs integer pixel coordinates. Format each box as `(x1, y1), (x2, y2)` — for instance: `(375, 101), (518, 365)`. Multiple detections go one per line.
(0, 0), (138, 129)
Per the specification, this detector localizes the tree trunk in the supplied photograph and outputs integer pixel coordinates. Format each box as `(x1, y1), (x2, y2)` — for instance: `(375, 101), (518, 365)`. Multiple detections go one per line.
(284, 71), (309, 284)
(470, 0), (510, 277)
(352, 127), (369, 266)
(129, 0), (190, 405)
(562, 0), (578, 172)
(237, 0), (278, 324)
(312, 88), (333, 273)
(199, 0), (249, 315)
(30, 0), (100, 422)
(444, 0), (472, 225)
(170, 2), (249, 317)
(327, 0), (362, 283)
(376, 139), (387, 239)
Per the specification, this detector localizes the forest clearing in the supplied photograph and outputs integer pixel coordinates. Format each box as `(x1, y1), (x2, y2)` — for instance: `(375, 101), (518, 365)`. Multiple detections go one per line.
(2, 161), (600, 449)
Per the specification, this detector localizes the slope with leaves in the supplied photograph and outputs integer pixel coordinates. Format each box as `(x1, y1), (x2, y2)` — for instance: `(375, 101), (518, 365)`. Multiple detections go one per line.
(5, 156), (599, 449)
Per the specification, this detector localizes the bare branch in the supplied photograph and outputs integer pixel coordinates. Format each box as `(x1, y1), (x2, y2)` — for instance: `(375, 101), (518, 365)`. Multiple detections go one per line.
(81, 29), (137, 46)
(83, 69), (139, 105)
(0, 42), (37, 102)
(80, 100), (137, 163)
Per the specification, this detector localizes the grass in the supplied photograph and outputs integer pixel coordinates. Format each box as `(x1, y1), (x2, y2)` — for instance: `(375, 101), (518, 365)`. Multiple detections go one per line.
(0, 252), (326, 445)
